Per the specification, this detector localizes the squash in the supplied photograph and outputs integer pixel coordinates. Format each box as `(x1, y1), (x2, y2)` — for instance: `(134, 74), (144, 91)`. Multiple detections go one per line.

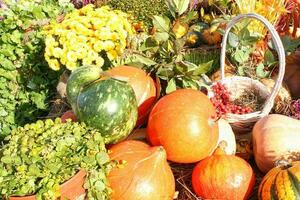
(201, 28), (222, 45)
(108, 140), (175, 200)
(185, 22), (209, 48)
(215, 119), (236, 155)
(106, 66), (157, 127)
(192, 148), (255, 200)
(66, 66), (138, 144)
(147, 89), (219, 163)
(253, 114), (300, 173)
(258, 160), (300, 200)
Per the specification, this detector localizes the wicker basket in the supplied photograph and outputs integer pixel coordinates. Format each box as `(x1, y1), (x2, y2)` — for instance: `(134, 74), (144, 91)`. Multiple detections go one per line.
(209, 13), (286, 132)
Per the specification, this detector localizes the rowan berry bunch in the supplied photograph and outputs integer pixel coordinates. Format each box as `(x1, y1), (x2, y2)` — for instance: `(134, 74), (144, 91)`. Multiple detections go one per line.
(210, 82), (253, 118)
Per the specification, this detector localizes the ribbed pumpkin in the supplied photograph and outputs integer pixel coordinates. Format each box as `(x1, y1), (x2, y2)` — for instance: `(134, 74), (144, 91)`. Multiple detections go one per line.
(108, 140), (175, 200)
(192, 148), (255, 200)
(258, 161), (300, 200)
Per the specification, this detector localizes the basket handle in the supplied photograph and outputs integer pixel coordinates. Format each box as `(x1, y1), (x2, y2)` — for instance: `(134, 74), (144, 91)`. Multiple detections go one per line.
(220, 13), (286, 116)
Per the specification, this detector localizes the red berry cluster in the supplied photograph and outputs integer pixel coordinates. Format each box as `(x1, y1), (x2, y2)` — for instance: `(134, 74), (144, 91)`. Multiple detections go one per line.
(210, 82), (253, 117)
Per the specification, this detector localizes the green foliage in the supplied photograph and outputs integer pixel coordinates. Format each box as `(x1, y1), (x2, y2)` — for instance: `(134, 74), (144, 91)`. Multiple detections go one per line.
(0, 0), (74, 139)
(107, 0), (170, 29)
(0, 118), (111, 200)
(113, 4), (219, 94)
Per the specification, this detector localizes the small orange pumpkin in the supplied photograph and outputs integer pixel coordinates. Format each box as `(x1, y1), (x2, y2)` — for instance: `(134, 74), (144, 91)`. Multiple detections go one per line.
(258, 160), (300, 200)
(192, 148), (255, 200)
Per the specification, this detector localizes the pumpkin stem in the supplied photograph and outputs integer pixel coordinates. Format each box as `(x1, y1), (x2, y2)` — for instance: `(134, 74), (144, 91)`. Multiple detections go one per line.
(213, 147), (225, 156)
(275, 160), (293, 169)
(218, 140), (228, 151)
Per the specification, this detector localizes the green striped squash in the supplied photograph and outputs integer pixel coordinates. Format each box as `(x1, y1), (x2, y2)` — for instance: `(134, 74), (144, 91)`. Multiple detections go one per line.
(258, 161), (300, 200)
(66, 66), (138, 144)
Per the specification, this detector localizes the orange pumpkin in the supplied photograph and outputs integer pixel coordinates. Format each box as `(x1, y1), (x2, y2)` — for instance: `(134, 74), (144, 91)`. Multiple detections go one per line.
(147, 89), (219, 163)
(108, 140), (175, 200)
(258, 160), (300, 200)
(192, 148), (255, 200)
(107, 66), (157, 127)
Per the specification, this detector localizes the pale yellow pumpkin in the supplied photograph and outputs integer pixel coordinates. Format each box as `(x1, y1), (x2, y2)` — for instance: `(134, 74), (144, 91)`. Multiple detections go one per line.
(253, 114), (300, 173)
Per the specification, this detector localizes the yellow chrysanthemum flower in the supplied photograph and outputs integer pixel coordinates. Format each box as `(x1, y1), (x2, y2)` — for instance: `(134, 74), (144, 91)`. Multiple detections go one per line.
(67, 51), (78, 62)
(82, 57), (94, 66)
(48, 59), (60, 71)
(52, 47), (63, 58)
(95, 57), (104, 67)
(66, 61), (77, 71)
(102, 40), (115, 51)
(93, 41), (104, 52)
(109, 32), (119, 41)
(80, 4), (94, 14)
(107, 50), (118, 60)
(43, 5), (132, 70)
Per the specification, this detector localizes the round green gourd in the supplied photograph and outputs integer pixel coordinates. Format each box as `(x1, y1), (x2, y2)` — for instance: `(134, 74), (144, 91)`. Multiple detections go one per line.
(66, 66), (138, 144)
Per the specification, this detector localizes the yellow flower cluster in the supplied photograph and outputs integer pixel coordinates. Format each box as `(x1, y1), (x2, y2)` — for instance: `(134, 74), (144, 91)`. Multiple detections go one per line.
(43, 5), (133, 71)
(235, 0), (286, 37)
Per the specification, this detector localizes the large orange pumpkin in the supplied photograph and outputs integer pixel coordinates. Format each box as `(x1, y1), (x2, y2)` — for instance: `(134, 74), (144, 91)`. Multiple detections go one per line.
(258, 160), (300, 200)
(108, 140), (175, 200)
(107, 66), (157, 127)
(147, 89), (219, 163)
(192, 148), (255, 200)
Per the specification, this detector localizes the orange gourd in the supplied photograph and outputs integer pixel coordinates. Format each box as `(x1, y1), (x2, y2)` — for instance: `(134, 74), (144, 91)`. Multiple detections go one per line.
(107, 66), (157, 127)
(147, 89), (219, 163)
(258, 161), (300, 200)
(108, 140), (175, 200)
(192, 148), (255, 200)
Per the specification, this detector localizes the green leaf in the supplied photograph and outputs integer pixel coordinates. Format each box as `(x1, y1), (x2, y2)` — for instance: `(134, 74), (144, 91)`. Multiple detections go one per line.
(32, 7), (46, 19)
(193, 61), (213, 75)
(269, 35), (300, 55)
(182, 78), (198, 89)
(233, 49), (249, 63)
(152, 15), (170, 33)
(134, 54), (157, 66)
(166, 78), (177, 94)
(157, 67), (174, 80)
(1, 156), (12, 164)
(178, 0), (190, 15)
(96, 152), (110, 165)
(0, 58), (15, 71)
(140, 37), (158, 51)
(228, 32), (239, 48)
(154, 32), (169, 42)
(165, 0), (177, 18)
(256, 62), (269, 78)
(30, 92), (47, 110)
(264, 50), (276, 66)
